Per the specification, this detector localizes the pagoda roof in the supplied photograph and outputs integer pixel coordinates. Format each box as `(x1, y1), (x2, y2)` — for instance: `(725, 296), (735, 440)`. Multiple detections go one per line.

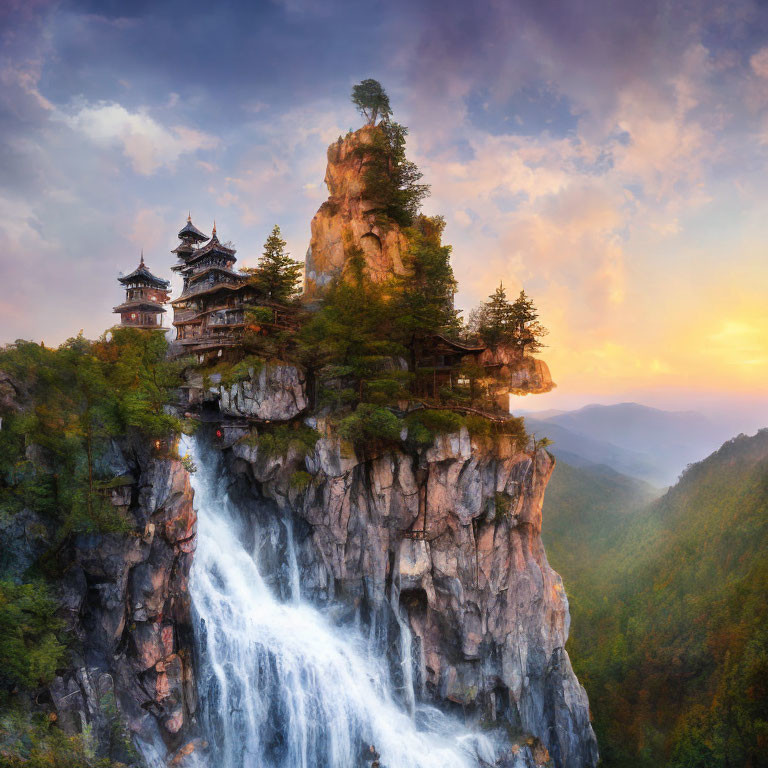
(431, 333), (486, 353)
(118, 255), (170, 288)
(186, 232), (236, 262)
(178, 215), (208, 241)
(113, 301), (168, 313)
(187, 265), (245, 284)
(171, 281), (250, 305)
(172, 241), (198, 256)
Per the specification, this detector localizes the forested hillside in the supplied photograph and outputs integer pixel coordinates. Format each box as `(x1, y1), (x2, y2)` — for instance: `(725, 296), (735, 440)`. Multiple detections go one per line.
(545, 431), (768, 767)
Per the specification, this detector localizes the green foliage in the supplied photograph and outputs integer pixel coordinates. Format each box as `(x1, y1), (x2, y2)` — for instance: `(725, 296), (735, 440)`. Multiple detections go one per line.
(351, 79), (392, 125)
(392, 216), (461, 359)
(465, 414), (492, 438)
(203, 355), (265, 388)
(469, 284), (548, 354)
(0, 331), (185, 537)
(180, 452), (198, 474)
(298, 218), (464, 412)
(0, 707), (124, 767)
(337, 404), (401, 446)
(0, 581), (65, 693)
(545, 431), (768, 768)
(289, 471), (312, 493)
(243, 423), (320, 459)
(247, 306), (276, 325)
(360, 121), (429, 227)
(405, 409), (465, 446)
(494, 492), (512, 522)
(297, 243), (406, 409)
(495, 416), (530, 451)
(245, 225), (303, 304)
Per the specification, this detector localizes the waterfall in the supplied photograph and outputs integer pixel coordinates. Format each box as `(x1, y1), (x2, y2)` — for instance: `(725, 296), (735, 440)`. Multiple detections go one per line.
(186, 435), (497, 768)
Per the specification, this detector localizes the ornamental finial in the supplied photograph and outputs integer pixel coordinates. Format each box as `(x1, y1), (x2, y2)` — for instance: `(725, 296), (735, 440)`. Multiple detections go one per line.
(187, 211), (191, 223)
(140, 248), (145, 266)
(212, 220), (217, 237)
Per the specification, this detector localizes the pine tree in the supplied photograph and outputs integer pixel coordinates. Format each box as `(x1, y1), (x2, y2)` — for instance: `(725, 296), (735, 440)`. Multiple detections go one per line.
(351, 79), (392, 126)
(480, 283), (515, 347)
(471, 285), (548, 355)
(296, 241), (406, 409)
(392, 216), (460, 370)
(510, 290), (548, 354)
(249, 225), (303, 304)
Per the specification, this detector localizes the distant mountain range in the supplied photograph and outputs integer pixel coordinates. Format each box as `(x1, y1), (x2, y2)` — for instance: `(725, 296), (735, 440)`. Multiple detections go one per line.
(544, 428), (768, 767)
(521, 402), (731, 486)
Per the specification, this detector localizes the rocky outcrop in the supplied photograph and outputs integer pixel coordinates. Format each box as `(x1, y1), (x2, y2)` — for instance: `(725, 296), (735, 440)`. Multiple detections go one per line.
(50, 438), (198, 759)
(218, 363), (307, 420)
(479, 350), (555, 397)
(184, 362), (307, 422)
(226, 425), (598, 768)
(304, 125), (409, 300)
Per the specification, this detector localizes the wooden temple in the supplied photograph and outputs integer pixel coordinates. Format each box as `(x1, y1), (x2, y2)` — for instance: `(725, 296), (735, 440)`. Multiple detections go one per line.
(170, 216), (298, 361)
(113, 253), (170, 330)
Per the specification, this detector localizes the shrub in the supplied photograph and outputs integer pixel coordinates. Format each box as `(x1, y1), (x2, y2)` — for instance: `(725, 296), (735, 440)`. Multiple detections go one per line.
(416, 409), (465, 434)
(243, 423), (320, 459)
(465, 414), (492, 438)
(180, 453), (198, 474)
(498, 416), (529, 452)
(203, 355), (264, 388)
(363, 376), (409, 405)
(494, 492), (512, 522)
(404, 409), (465, 446)
(247, 307), (275, 325)
(0, 706), (126, 767)
(289, 471), (312, 493)
(0, 581), (65, 693)
(338, 404), (402, 446)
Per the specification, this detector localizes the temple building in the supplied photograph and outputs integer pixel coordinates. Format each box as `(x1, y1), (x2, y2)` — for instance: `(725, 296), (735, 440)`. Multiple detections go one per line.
(114, 253), (171, 330)
(170, 216), (298, 361)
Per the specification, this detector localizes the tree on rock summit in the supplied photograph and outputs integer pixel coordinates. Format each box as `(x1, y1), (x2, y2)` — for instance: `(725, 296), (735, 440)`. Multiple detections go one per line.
(351, 79), (392, 126)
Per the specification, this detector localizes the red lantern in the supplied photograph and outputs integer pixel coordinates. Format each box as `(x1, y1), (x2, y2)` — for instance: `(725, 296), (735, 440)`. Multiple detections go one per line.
(215, 429), (223, 439)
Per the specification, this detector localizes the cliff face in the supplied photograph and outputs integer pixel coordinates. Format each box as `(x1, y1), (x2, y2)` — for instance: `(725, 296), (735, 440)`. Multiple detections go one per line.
(220, 372), (598, 768)
(304, 125), (409, 300)
(49, 438), (199, 762)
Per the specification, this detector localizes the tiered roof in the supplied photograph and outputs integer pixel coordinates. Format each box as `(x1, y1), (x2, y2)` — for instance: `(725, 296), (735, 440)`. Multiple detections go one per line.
(113, 300), (168, 314)
(170, 217), (246, 304)
(177, 213), (208, 242)
(118, 253), (171, 289)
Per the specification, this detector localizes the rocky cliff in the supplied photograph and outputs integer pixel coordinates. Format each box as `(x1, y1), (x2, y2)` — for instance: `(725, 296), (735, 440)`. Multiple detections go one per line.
(216, 368), (598, 768)
(46, 438), (199, 763)
(304, 125), (410, 301)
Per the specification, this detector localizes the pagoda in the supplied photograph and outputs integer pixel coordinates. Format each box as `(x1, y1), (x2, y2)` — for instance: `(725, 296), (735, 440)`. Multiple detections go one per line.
(169, 215), (302, 361)
(171, 217), (251, 359)
(114, 252), (171, 330)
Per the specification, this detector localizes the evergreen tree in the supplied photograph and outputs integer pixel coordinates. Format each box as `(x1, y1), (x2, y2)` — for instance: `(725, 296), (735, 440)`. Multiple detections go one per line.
(476, 283), (515, 348)
(248, 225), (303, 304)
(351, 79), (392, 125)
(509, 290), (548, 354)
(361, 121), (430, 227)
(392, 215), (460, 369)
(470, 285), (548, 355)
(296, 240), (407, 408)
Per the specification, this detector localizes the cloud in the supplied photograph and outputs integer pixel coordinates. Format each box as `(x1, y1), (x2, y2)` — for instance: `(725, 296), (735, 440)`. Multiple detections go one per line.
(59, 101), (219, 175)
(751, 47), (768, 79)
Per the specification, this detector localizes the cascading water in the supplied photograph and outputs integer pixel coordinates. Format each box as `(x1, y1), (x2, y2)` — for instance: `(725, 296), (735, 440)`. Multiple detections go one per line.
(186, 435), (498, 768)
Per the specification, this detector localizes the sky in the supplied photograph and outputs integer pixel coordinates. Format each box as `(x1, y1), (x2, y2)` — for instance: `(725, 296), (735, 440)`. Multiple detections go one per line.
(1, 0), (767, 425)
